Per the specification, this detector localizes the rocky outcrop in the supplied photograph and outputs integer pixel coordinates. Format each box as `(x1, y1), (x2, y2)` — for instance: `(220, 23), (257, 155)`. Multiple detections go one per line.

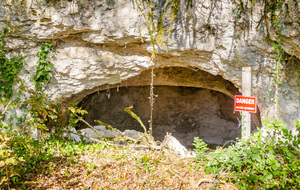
(80, 125), (119, 143)
(0, 0), (299, 131)
(63, 127), (82, 142)
(79, 125), (145, 143)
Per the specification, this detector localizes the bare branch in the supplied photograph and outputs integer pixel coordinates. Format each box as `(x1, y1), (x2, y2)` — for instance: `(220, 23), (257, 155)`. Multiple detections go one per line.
(124, 106), (147, 133)
(0, 100), (12, 117)
(77, 115), (107, 140)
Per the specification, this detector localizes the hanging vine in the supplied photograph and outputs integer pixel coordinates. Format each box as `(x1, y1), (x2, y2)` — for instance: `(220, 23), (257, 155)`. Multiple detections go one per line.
(262, 0), (286, 118)
(135, 0), (192, 59)
(234, 0), (287, 118)
(134, 0), (290, 128)
(134, 0), (192, 134)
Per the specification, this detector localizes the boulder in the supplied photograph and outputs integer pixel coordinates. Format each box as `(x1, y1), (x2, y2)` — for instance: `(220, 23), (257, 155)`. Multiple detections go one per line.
(69, 127), (82, 143)
(80, 125), (119, 143)
(123, 129), (144, 140)
(162, 134), (195, 158)
(62, 127), (82, 143)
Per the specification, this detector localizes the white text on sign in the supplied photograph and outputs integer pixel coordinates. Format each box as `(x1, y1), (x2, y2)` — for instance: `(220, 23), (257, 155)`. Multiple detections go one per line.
(235, 98), (255, 105)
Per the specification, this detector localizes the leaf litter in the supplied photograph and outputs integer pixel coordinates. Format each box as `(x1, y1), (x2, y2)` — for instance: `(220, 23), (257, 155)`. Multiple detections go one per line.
(19, 144), (237, 190)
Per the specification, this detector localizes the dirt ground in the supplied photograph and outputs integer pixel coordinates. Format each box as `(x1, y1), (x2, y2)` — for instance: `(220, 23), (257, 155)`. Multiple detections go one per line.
(22, 145), (237, 190)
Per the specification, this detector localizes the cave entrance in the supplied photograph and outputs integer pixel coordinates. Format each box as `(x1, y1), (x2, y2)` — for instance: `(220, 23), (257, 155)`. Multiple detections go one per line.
(77, 67), (261, 148)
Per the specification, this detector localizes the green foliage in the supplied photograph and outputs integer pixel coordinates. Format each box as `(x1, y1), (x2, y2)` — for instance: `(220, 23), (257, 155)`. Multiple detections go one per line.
(0, 78), (79, 189)
(0, 82), (74, 140)
(0, 132), (106, 189)
(0, 133), (25, 187)
(203, 120), (300, 189)
(0, 28), (55, 99)
(0, 28), (24, 99)
(68, 103), (88, 127)
(193, 137), (209, 162)
(133, 154), (154, 172)
(34, 42), (54, 88)
(0, 28), (61, 134)
(0, 51), (84, 189)
(19, 84), (65, 134)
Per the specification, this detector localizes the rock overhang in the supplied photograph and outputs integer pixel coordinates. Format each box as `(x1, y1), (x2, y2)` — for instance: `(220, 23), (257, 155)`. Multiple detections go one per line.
(75, 67), (262, 148)
(0, 0), (299, 130)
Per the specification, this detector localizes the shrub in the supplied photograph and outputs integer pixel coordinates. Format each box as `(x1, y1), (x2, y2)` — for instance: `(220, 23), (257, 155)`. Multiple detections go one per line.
(193, 137), (209, 162)
(203, 120), (300, 189)
(0, 133), (25, 188)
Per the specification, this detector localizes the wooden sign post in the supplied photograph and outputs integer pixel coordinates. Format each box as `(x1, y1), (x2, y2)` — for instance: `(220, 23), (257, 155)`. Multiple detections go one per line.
(241, 67), (252, 139)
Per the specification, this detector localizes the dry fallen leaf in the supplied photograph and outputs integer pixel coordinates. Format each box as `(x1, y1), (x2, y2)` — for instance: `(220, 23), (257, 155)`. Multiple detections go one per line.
(20, 146), (237, 190)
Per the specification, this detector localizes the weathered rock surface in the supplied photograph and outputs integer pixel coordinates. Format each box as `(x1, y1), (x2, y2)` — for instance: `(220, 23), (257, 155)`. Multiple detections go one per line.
(63, 127), (82, 143)
(80, 125), (119, 143)
(0, 0), (299, 136)
(79, 125), (145, 143)
(161, 134), (195, 158)
(123, 129), (144, 140)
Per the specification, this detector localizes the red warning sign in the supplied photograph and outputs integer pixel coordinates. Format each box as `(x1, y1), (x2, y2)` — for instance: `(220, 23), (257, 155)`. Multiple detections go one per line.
(234, 95), (257, 113)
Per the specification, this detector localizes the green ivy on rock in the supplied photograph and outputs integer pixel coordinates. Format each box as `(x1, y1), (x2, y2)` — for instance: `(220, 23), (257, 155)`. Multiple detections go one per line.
(34, 42), (54, 88)
(0, 28), (24, 99)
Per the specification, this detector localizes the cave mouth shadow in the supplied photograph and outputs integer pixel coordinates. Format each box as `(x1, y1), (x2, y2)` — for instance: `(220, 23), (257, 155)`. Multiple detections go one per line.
(78, 85), (261, 149)
(76, 67), (261, 149)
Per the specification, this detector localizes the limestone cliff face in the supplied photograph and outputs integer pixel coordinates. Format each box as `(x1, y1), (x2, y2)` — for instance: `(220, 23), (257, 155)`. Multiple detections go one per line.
(0, 0), (299, 128)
